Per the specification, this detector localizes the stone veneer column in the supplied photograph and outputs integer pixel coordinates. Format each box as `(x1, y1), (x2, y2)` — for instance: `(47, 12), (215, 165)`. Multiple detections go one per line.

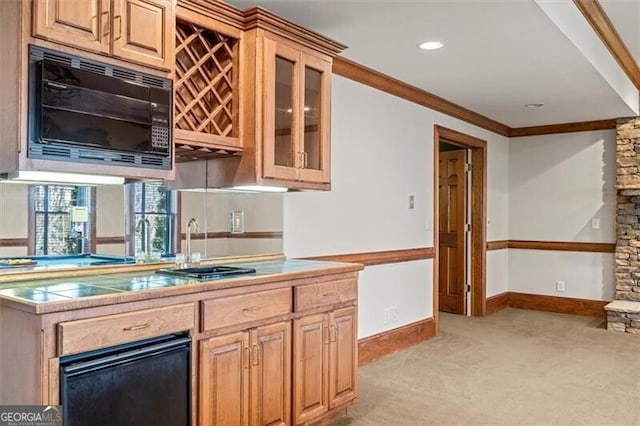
(608, 117), (640, 332)
(616, 117), (640, 301)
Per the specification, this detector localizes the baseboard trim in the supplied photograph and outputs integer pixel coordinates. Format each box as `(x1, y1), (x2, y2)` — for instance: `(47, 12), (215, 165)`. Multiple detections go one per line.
(509, 292), (607, 318)
(485, 291), (607, 318)
(486, 292), (510, 315)
(358, 317), (435, 366)
(485, 240), (615, 253)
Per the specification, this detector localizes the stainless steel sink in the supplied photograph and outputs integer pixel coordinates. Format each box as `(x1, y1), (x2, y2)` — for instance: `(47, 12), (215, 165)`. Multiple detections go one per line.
(155, 265), (256, 279)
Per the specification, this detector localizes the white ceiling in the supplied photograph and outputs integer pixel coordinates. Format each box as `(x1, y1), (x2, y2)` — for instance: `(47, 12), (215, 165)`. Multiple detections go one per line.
(600, 0), (640, 65)
(226, 0), (640, 128)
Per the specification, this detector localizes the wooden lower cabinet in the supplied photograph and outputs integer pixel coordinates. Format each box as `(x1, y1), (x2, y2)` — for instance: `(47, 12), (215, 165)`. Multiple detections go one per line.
(329, 307), (358, 409)
(0, 267), (361, 426)
(292, 313), (330, 423)
(199, 322), (291, 426)
(199, 331), (250, 426)
(293, 307), (357, 425)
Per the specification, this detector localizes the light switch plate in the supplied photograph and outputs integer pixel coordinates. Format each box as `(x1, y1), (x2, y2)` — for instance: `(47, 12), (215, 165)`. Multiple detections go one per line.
(230, 211), (244, 234)
(592, 218), (600, 229)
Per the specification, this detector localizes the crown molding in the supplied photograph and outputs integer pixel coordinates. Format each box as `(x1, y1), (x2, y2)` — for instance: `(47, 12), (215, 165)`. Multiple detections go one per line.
(573, 0), (640, 90)
(509, 119), (617, 137)
(333, 56), (619, 139)
(332, 56), (511, 137)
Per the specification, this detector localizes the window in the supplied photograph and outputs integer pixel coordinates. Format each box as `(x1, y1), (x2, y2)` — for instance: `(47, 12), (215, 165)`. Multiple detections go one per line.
(131, 182), (177, 257)
(30, 185), (95, 255)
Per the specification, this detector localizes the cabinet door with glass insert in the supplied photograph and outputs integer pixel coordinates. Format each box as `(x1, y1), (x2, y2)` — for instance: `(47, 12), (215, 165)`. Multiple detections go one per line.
(263, 39), (331, 184)
(263, 39), (300, 181)
(298, 53), (331, 183)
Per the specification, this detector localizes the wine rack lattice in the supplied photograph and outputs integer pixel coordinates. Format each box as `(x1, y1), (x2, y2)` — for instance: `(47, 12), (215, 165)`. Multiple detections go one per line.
(175, 21), (237, 140)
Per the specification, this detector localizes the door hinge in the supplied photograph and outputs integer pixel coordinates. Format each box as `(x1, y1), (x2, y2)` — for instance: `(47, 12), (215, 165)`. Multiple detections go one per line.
(464, 163), (471, 172)
(464, 223), (471, 232)
(466, 284), (471, 293)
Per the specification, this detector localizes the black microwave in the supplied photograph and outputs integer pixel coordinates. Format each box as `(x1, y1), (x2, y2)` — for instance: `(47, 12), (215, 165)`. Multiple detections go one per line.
(28, 46), (172, 170)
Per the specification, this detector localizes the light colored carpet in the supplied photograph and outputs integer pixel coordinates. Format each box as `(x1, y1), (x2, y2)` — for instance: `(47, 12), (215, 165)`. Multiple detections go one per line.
(336, 308), (640, 425)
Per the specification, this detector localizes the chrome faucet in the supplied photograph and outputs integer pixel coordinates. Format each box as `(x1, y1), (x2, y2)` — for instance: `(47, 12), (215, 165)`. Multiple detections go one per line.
(136, 218), (151, 260)
(185, 218), (199, 264)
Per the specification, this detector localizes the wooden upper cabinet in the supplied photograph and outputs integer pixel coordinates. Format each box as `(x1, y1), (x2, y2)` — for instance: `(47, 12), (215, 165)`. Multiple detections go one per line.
(111, 0), (174, 70)
(262, 37), (332, 186)
(173, 6), (243, 162)
(32, 0), (175, 71)
(33, 0), (111, 54)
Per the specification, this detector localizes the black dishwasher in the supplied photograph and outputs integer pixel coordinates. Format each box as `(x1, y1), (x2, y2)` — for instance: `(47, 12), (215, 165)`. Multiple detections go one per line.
(60, 333), (191, 426)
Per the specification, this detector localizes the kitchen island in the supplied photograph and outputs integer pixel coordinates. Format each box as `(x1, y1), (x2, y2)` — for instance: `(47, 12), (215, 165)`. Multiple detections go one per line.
(0, 257), (363, 425)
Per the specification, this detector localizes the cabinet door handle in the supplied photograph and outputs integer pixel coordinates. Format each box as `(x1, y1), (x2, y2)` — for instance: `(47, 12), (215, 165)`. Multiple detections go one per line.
(244, 347), (250, 369)
(251, 345), (260, 366)
(323, 292), (338, 297)
(297, 152), (304, 169)
(323, 326), (330, 345)
(242, 305), (261, 312)
(89, 15), (98, 40)
(101, 11), (110, 38)
(113, 15), (122, 41)
(329, 324), (337, 342)
(122, 323), (150, 331)
(303, 151), (308, 168)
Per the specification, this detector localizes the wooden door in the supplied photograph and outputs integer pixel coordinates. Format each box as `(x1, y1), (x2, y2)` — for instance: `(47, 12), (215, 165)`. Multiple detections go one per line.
(293, 313), (329, 424)
(33, 0), (111, 54)
(199, 332), (250, 426)
(328, 307), (357, 409)
(249, 321), (291, 426)
(439, 149), (467, 314)
(111, 0), (174, 70)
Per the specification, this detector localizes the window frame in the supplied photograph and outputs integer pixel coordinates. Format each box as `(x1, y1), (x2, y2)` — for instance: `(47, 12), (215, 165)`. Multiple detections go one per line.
(28, 185), (97, 256)
(126, 182), (178, 257)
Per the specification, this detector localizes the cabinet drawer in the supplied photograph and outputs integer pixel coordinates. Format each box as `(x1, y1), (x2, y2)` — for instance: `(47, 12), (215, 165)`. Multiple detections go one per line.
(201, 288), (292, 331)
(58, 303), (195, 356)
(294, 279), (357, 312)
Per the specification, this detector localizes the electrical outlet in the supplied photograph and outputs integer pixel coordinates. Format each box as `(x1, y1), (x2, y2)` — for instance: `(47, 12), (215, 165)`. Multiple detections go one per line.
(556, 280), (565, 292)
(409, 195), (415, 210)
(390, 306), (399, 323)
(230, 211), (244, 234)
(383, 308), (391, 325)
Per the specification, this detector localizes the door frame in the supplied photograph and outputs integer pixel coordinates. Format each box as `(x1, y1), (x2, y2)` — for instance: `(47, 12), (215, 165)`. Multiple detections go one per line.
(433, 125), (487, 332)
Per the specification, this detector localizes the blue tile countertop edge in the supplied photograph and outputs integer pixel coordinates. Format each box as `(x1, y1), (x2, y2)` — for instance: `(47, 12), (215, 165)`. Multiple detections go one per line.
(0, 259), (364, 314)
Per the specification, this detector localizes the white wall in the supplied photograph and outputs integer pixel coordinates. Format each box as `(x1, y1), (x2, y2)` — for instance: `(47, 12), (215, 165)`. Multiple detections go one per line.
(179, 191), (283, 257)
(0, 184), (28, 257)
(284, 76), (509, 338)
(508, 130), (616, 300)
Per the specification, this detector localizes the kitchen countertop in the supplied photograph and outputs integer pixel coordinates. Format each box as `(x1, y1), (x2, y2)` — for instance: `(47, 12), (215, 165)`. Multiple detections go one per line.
(0, 259), (363, 314)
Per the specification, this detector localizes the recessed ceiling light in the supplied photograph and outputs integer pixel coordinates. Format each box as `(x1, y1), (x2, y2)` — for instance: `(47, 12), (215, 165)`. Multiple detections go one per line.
(525, 103), (544, 108)
(419, 41), (443, 50)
